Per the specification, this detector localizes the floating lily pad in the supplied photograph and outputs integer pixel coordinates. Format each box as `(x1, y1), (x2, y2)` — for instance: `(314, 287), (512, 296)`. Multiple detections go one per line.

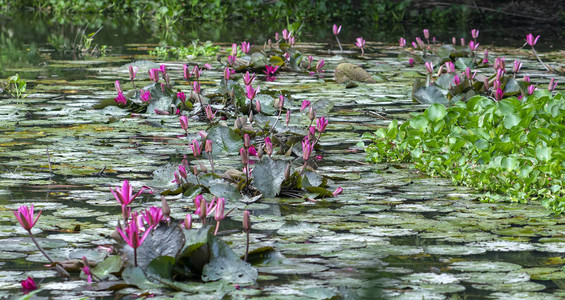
(450, 261), (522, 273)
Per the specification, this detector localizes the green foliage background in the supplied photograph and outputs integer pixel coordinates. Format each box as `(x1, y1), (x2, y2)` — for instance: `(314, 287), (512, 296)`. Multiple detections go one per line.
(363, 91), (565, 214)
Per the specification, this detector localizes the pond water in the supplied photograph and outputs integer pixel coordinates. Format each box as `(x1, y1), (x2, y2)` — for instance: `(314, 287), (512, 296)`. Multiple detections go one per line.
(1, 13), (565, 299)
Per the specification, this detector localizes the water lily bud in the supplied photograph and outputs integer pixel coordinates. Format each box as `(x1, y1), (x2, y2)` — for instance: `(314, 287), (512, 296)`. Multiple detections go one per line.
(284, 164), (291, 179)
(240, 148), (249, 165)
(198, 130), (208, 140)
(332, 187), (343, 197)
(164, 73), (170, 84)
(248, 110), (253, 123)
(199, 198), (207, 220)
(243, 210), (251, 231)
(257, 146), (263, 159)
(199, 162), (207, 173)
(528, 84), (536, 95)
(173, 172), (181, 185)
(286, 110), (291, 126)
(244, 134), (251, 149)
(161, 196), (170, 217)
(215, 197), (225, 221)
(423, 29), (429, 39)
(264, 137), (273, 157)
(205, 140), (213, 153)
(193, 166), (199, 176)
(255, 99), (261, 113)
(483, 78), (490, 91)
(235, 118), (243, 129)
(180, 115), (189, 131)
(279, 94), (284, 109)
(183, 214), (192, 229)
(309, 106), (316, 121)
(308, 126), (316, 141)
(129, 66), (137, 80)
(548, 78), (558, 92)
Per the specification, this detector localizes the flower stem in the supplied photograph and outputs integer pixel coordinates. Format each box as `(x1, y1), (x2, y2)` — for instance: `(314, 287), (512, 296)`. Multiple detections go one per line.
(28, 231), (70, 278)
(134, 248), (138, 267)
(335, 36), (343, 52)
(214, 220), (220, 236)
(531, 47), (552, 72)
(244, 230), (250, 262)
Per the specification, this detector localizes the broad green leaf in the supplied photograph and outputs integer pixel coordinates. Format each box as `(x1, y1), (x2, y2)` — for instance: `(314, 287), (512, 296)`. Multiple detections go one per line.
(536, 146), (552, 162)
(413, 85), (449, 105)
(92, 255), (123, 279)
(122, 267), (164, 289)
(409, 115), (429, 132)
(252, 157), (287, 198)
(501, 157), (519, 171)
(207, 124), (244, 155)
(427, 103), (447, 123)
(503, 114), (521, 129)
(146, 256), (175, 280)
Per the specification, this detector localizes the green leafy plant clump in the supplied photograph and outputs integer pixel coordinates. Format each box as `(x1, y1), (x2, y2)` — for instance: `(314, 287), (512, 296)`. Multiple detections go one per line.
(362, 91), (565, 214)
(149, 40), (220, 60)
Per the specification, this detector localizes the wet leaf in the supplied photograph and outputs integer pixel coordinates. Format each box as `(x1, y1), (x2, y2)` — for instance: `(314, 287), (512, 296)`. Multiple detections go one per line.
(252, 157), (287, 198)
(334, 63), (376, 84)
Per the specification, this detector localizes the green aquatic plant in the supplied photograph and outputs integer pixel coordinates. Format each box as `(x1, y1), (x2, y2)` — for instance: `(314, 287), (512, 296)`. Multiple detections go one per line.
(363, 90), (565, 214)
(150, 40), (220, 60)
(1, 73), (28, 98)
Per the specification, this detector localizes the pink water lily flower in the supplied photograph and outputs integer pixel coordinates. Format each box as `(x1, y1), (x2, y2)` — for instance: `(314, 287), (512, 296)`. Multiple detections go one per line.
(243, 71), (256, 86)
(14, 205), (42, 232)
(245, 84), (259, 100)
(302, 139), (314, 161)
(316, 116), (328, 133)
(115, 80), (122, 94)
(114, 92), (127, 105)
(110, 180), (151, 207)
(526, 33), (540, 47)
(282, 29), (290, 41)
(194, 195), (217, 217)
(352, 37), (366, 54)
(190, 139), (202, 157)
(264, 65), (279, 81)
(81, 260), (93, 284)
(240, 41), (251, 54)
(21, 277), (37, 294)
(399, 37), (406, 47)
(142, 207), (166, 226)
(116, 212), (154, 266)
(300, 100), (311, 111)
(149, 68), (159, 83)
(140, 90), (151, 102)
(332, 24), (341, 35)
(471, 29), (479, 40)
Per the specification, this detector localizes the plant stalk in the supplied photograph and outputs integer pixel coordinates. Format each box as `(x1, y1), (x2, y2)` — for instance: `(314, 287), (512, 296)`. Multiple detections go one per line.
(335, 35), (343, 52)
(244, 230), (250, 262)
(531, 47), (552, 72)
(28, 231), (70, 278)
